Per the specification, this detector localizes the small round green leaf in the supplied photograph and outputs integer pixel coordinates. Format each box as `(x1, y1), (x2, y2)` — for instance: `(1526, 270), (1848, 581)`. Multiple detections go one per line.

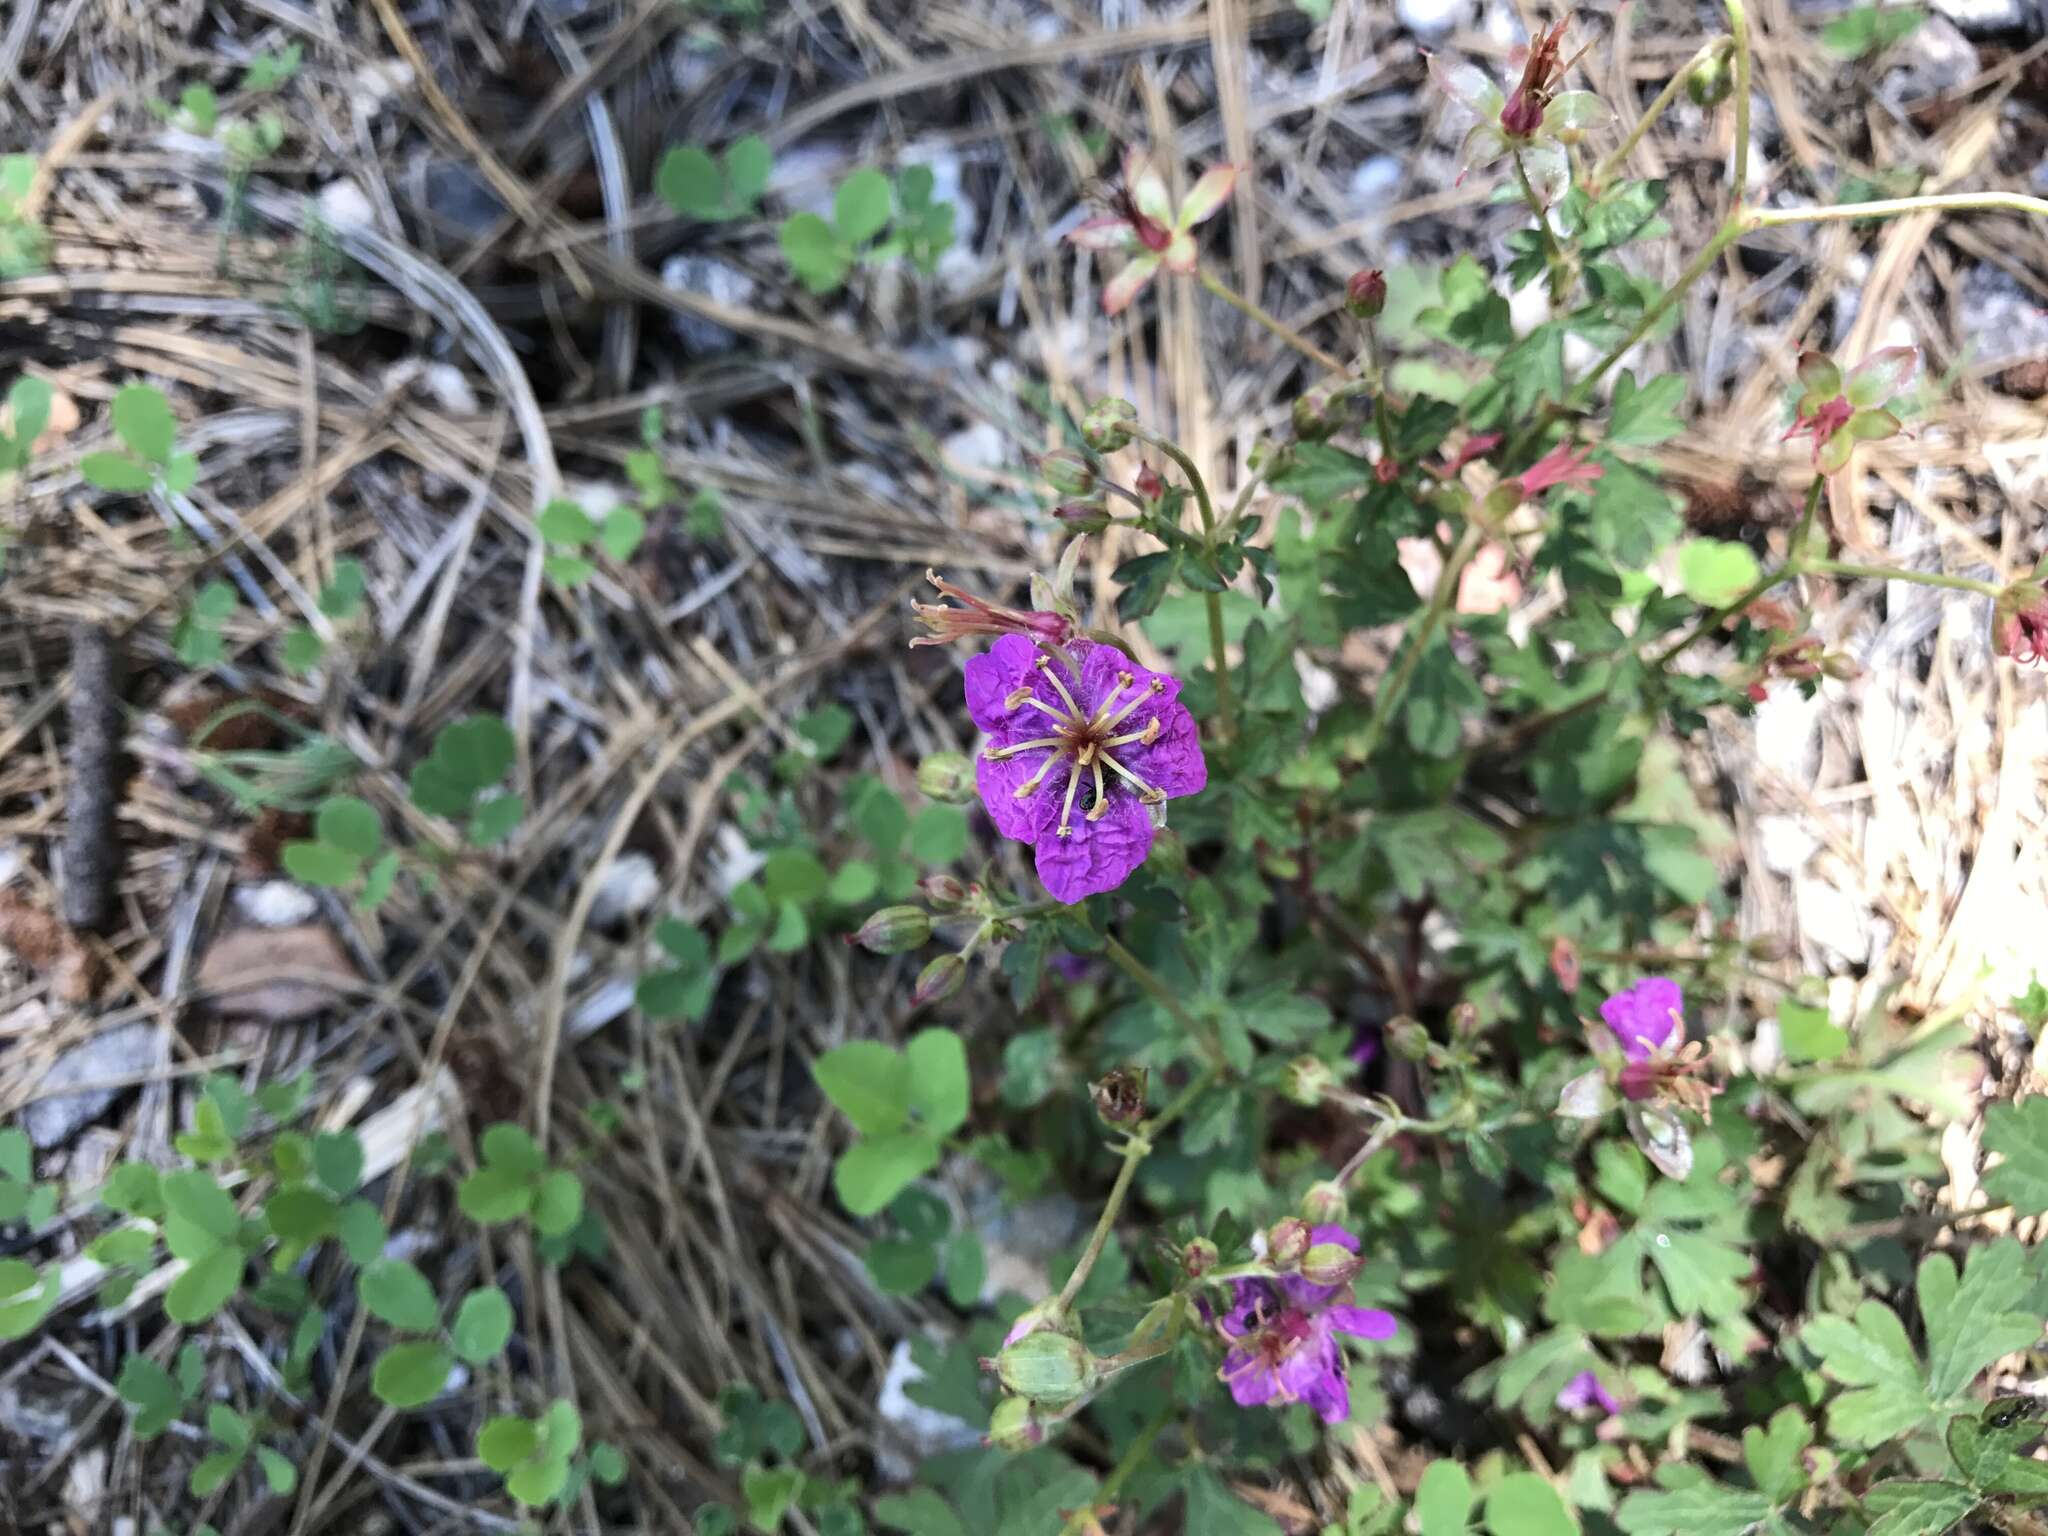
(166, 1247), (243, 1324)
(370, 1341), (453, 1408)
(359, 1257), (441, 1332)
(834, 168), (893, 244)
(533, 1170), (584, 1238)
(112, 383), (177, 462)
(453, 1285), (514, 1363)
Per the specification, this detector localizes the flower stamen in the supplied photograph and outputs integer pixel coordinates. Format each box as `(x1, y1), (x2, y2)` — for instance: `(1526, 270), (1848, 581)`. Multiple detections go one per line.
(1086, 757), (1110, 821)
(1100, 751), (1167, 804)
(1055, 757), (1085, 837)
(1099, 676), (1166, 733)
(1088, 672), (1133, 728)
(1013, 754), (1057, 799)
(1034, 656), (1087, 720)
(1104, 718), (1162, 749)
(984, 735), (1065, 762)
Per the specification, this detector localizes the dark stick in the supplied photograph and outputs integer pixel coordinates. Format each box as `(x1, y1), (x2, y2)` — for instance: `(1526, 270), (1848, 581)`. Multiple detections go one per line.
(61, 621), (125, 933)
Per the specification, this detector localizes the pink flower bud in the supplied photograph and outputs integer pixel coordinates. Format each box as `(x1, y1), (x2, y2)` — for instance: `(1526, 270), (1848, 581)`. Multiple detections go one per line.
(1345, 268), (1387, 319)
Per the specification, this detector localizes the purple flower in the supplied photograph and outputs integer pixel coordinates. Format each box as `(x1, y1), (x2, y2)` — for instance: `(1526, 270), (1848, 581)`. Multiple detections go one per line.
(1049, 951), (1094, 983)
(1216, 1226), (1397, 1424)
(1348, 1025), (1381, 1069)
(965, 635), (1206, 904)
(1599, 977), (1683, 1062)
(1556, 1369), (1622, 1418)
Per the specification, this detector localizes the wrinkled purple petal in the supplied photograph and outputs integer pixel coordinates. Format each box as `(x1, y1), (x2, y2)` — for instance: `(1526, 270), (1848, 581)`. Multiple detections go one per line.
(1033, 789), (1155, 904)
(974, 750), (1060, 846)
(963, 634), (1040, 735)
(1309, 1225), (1359, 1253)
(1326, 1306), (1398, 1342)
(1115, 702), (1207, 800)
(1600, 977), (1683, 1061)
(1556, 1369), (1621, 1416)
(1276, 1344), (1350, 1423)
(1222, 1351), (1279, 1407)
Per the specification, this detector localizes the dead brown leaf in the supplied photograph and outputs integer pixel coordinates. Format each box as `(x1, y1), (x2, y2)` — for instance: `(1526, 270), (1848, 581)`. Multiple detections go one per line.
(196, 923), (360, 1022)
(0, 893), (101, 1003)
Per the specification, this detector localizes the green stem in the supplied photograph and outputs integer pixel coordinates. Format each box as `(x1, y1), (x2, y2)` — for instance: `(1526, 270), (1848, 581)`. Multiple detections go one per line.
(1749, 191), (2048, 227)
(1055, 1068), (1217, 1313)
(1098, 928), (1229, 1069)
(1062, 1399), (1178, 1535)
(1572, 219), (1739, 405)
(1592, 42), (1720, 190)
(1144, 433), (1237, 741)
(1804, 558), (2002, 598)
(1196, 267), (1348, 375)
(1513, 153), (1569, 301)
(1353, 522), (1485, 765)
(1722, 0), (1752, 213)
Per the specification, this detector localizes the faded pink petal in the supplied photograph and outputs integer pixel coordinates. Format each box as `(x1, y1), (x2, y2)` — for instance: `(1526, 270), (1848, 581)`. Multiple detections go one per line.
(1845, 346), (1916, 408)
(1102, 253), (1161, 315)
(1455, 543), (1522, 615)
(1067, 216), (1136, 252)
(1125, 150), (1173, 228)
(1177, 164), (1239, 229)
(1516, 443), (1603, 494)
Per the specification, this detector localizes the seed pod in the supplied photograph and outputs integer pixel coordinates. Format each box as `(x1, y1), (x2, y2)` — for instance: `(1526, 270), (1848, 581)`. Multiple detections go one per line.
(917, 751), (974, 803)
(1090, 1067), (1148, 1126)
(1053, 498), (1111, 533)
(1180, 1237), (1221, 1278)
(1081, 397), (1139, 453)
(993, 1331), (1098, 1406)
(851, 906), (931, 956)
(1686, 48), (1734, 107)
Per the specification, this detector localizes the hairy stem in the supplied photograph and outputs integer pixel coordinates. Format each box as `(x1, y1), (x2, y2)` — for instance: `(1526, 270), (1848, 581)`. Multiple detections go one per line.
(1354, 522), (1486, 765)
(1805, 558), (2003, 598)
(1722, 0), (1752, 212)
(1145, 433), (1237, 740)
(1593, 41), (1719, 189)
(1055, 1069), (1217, 1312)
(1573, 220), (1739, 405)
(1099, 928), (1229, 1068)
(1513, 153), (1569, 302)
(1197, 267), (1348, 375)
(1750, 191), (2048, 227)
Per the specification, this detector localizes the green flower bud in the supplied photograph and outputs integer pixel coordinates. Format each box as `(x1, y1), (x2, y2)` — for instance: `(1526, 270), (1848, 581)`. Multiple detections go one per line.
(1266, 1217), (1311, 1269)
(918, 873), (971, 908)
(1300, 1242), (1365, 1289)
(1039, 449), (1096, 497)
(1685, 48), (1734, 107)
(1283, 1054), (1334, 1107)
(913, 953), (966, 1009)
(1053, 498), (1112, 534)
(916, 751), (974, 803)
(1293, 381), (1344, 442)
(850, 905), (930, 956)
(1180, 1237), (1221, 1278)
(1387, 1017), (1431, 1062)
(1081, 397), (1138, 453)
(1449, 1002), (1481, 1041)
(986, 1395), (1046, 1451)
(993, 1331), (1098, 1405)
(1300, 1180), (1349, 1225)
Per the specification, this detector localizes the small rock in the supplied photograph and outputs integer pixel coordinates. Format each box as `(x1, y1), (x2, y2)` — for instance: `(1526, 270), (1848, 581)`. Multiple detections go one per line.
(766, 142), (849, 222)
(1756, 814), (1820, 875)
(1796, 872), (1873, 967)
(1345, 155), (1404, 217)
(23, 1022), (157, 1148)
(561, 478), (629, 518)
(380, 359), (479, 415)
(197, 923), (359, 1023)
(1401, 0), (1470, 40)
(1957, 264), (2048, 366)
(232, 881), (321, 929)
(353, 59), (414, 107)
(659, 255), (759, 356)
(418, 161), (504, 240)
(590, 852), (661, 928)
(874, 1337), (983, 1480)
(940, 422), (1008, 475)
(1929, 0), (2032, 37)
(315, 179), (378, 231)
(1878, 15), (1981, 108)
(973, 1193), (1087, 1301)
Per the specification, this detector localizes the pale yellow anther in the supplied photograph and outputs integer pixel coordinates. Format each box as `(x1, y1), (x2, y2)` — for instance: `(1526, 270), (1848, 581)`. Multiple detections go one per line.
(1013, 754), (1056, 798)
(1086, 758), (1110, 821)
(1099, 679), (1161, 733)
(1101, 750), (1165, 804)
(1055, 757), (1085, 837)
(1033, 655), (1087, 720)
(986, 734), (1063, 764)
(1004, 685), (1034, 709)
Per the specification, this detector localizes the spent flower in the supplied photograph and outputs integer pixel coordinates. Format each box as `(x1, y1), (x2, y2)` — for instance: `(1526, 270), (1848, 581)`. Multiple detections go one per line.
(1515, 442), (1605, 495)
(1783, 347), (1916, 475)
(1427, 17), (1607, 204)
(966, 635), (1207, 903)
(1068, 151), (1239, 315)
(1213, 1225), (1397, 1423)
(1992, 578), (2048, 666)
(912, 570), (1074, 649)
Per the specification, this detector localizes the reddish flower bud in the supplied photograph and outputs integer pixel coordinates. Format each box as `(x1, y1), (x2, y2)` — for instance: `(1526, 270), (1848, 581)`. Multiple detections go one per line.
(1266, 1217), (1312, 1269)
(1549, 936), (1581, 994)
(1053, 499), (1111, 533)
(911, 570), (1073, 649)
(1180, 1236), (1221, 1278)
(1345, 268), (1387, 320)
(1081, 397), (1138, 453)
(1374, 456), (1401, 485)
(1133, 463), (1165, 500)
(1993, 579), (2048, 666)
